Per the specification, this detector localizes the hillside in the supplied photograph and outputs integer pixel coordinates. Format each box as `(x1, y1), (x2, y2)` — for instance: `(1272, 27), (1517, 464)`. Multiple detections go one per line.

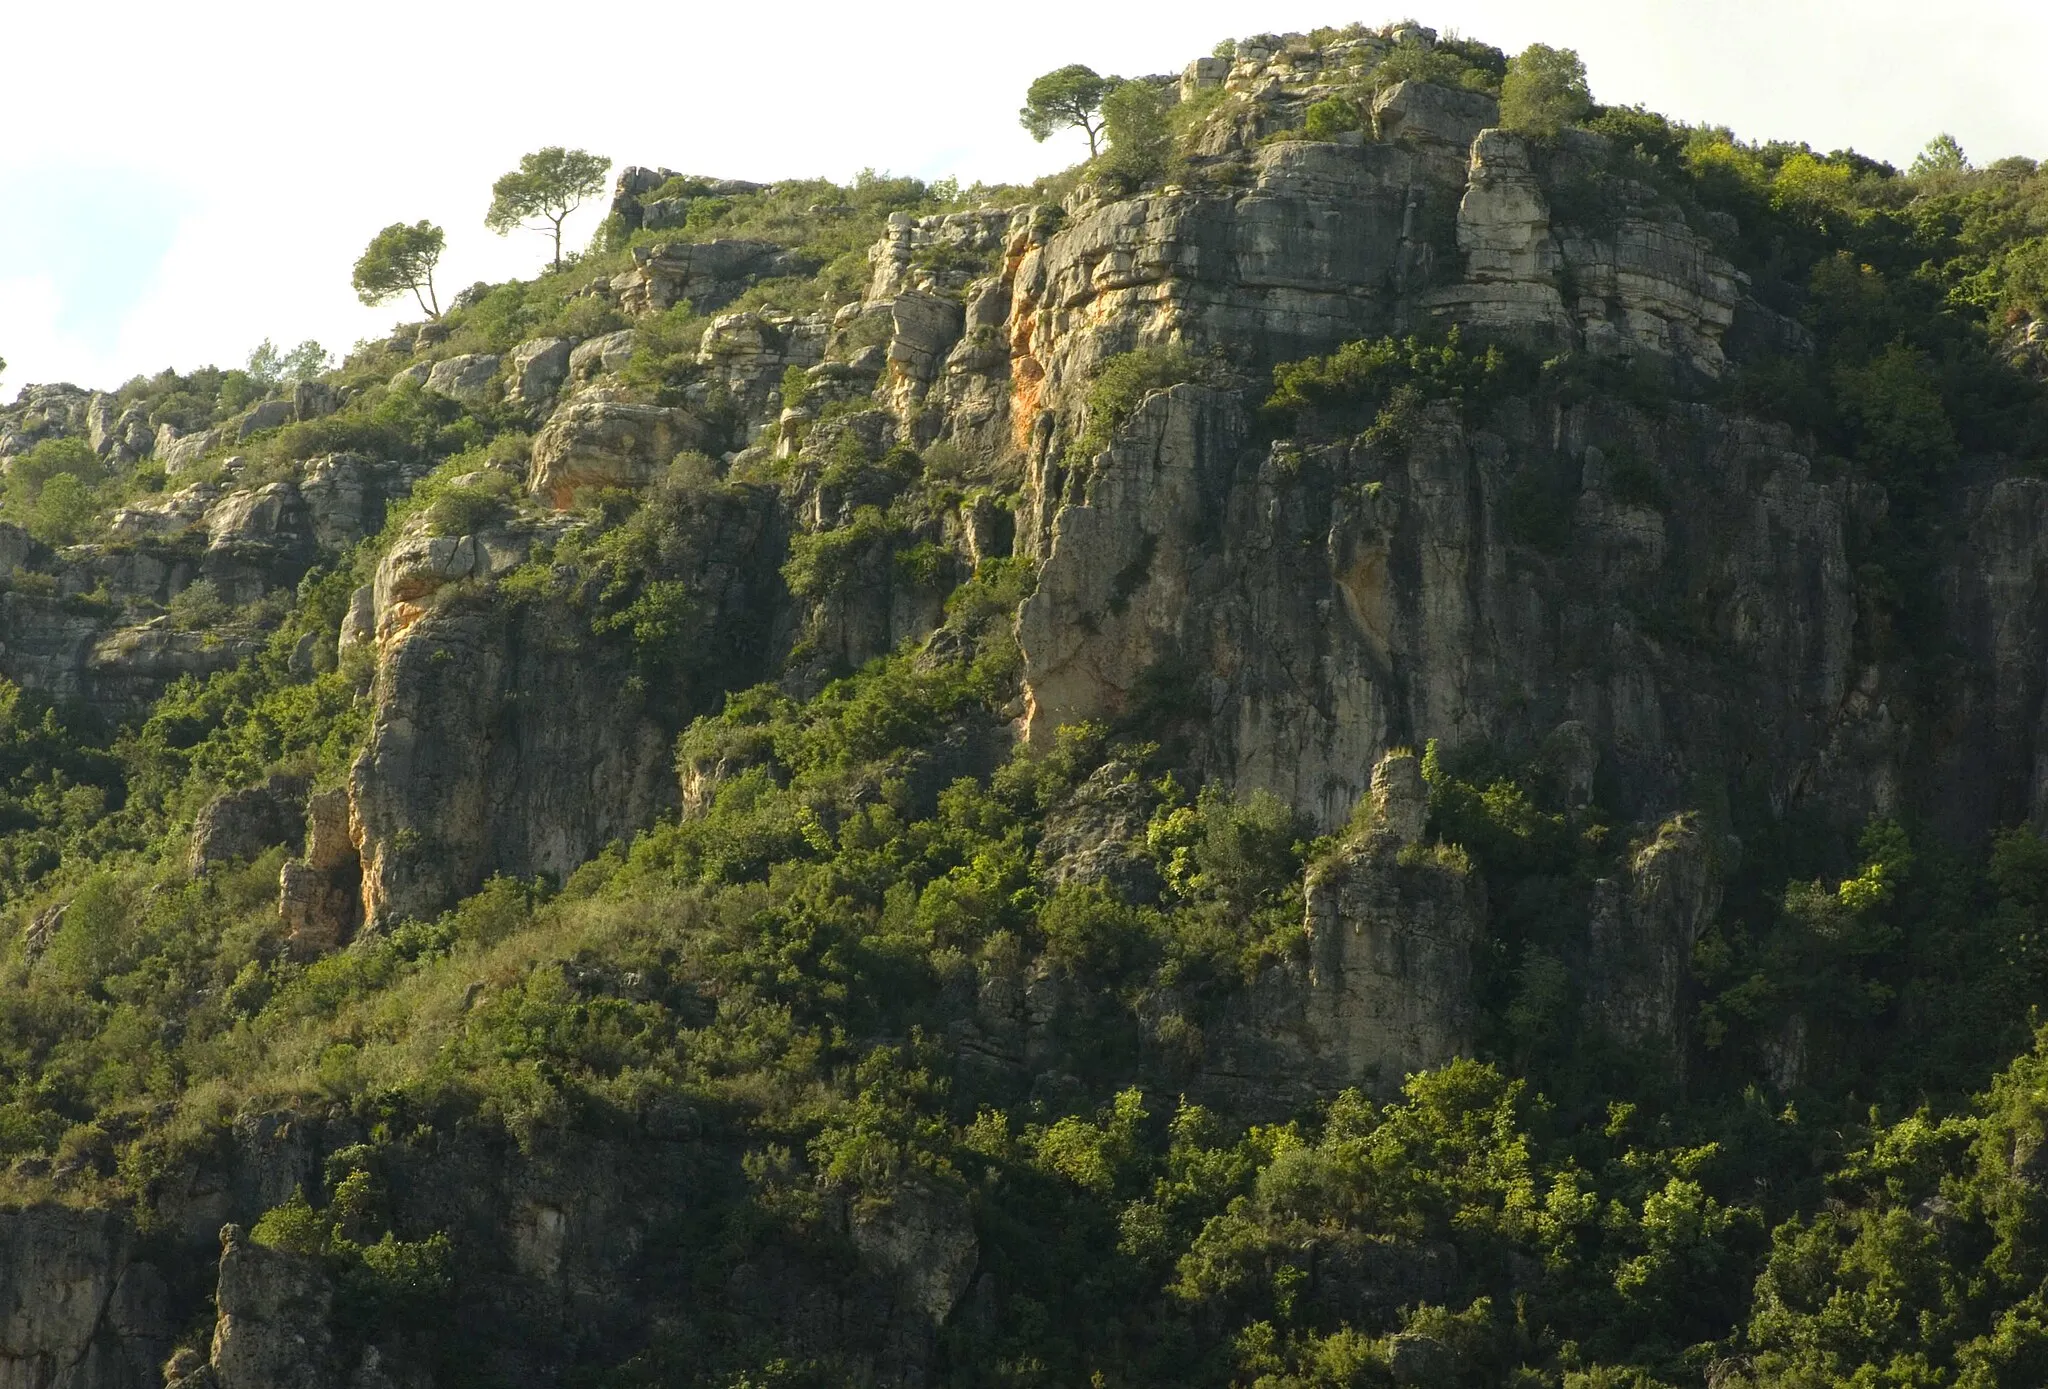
(9, 18), (2048, 1387)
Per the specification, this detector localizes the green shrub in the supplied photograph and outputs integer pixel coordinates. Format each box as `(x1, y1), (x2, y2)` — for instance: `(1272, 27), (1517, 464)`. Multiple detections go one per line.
(1303, 96), (1363, 140)
(168, 578), (229, 631)
(1267, 329), (1510, 419)
(424, 481), (513, 537)
(1072, 345), (1208, 463)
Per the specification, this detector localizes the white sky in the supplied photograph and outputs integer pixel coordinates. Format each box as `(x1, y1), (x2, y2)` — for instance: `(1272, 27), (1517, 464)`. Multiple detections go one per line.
(3, 0), (2045, 395)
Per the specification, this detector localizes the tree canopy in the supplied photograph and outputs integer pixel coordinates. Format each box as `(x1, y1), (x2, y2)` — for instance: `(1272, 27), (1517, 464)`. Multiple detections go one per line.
(1021, 64), (1117, 157)
(1098, 80), (1173, 186)
(246, 339), (330, 387)
(484, 146), (612, 272)
(1912, 132), (1972, 177)
(351, 220), (446, 319)
(1499, 43), (1593, 137)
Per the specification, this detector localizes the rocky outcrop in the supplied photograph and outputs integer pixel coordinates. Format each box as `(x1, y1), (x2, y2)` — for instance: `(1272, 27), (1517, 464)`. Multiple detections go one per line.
(425, 353), (500, 407)
(235, 398), (294, 439)
(527, 389), (705, 508)
(566, 330), (636, 384)
(297, 453), (421, 552)
(1586, 814), (1722, 1053)
(612, 239), (806, 315)
(697, 312), (828, 429)
(87, 622), (262, 714)
(1371, 79), (1500, 179)
(351, 484), (782, 926)
(1298, 752), (1482, 1092)
(349, 595), (676, 928)
(1035, 760), (1162, 902)
(278, 787), (361, 956)
(370, 523), (538, 642)
(0, 1205), (170, 1389)
(190, 774), (309, 874)
(605, 166), (765, 236)
(1418, 129), (1746, 377)
(203, 482), (318, 603)
(504, 337), (574, 408)
(203, 1225), (336, 1389)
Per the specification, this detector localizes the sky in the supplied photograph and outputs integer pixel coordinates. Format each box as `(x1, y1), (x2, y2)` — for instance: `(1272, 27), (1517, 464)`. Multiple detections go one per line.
(4, 0), (2047, 395)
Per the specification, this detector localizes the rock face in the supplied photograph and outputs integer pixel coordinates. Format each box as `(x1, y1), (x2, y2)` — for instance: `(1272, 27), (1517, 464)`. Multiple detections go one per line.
(1586, 814), (1722, 1054)
(0, 1206), (169, 1389)
(88, 623), (264, 714)
(1298, 752), (1482, 1091)
(846, 1175), (980, 1329)
(350, 485), (782, 927)
(1015, 377), (1865, 836)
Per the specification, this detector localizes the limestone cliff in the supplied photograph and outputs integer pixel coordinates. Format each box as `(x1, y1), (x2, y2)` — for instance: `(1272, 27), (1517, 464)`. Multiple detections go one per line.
(10, 19), (2048, 1382)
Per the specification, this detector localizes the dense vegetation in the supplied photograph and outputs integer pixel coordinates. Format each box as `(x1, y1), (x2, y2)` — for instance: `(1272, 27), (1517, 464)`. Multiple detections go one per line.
(18, 18), (2048, 1388)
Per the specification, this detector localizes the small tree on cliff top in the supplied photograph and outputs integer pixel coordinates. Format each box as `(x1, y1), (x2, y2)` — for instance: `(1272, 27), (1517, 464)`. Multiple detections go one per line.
(1021, 65), (1116, 158)
(485, 147), (612, 272)
(352, 220), (446, 318)
(1499, 43), (1592, 137)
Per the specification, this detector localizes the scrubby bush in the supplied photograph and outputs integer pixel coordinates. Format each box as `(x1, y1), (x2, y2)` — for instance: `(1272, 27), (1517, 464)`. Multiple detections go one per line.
(1303, 95), (1363, 140)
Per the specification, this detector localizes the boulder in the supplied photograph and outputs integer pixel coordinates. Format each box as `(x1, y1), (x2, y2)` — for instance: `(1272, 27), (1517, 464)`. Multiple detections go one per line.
(505, 337), (574, 406)
(527, 389), (705, 509)
(424, 352), (501, 406)
(292, 378), (338, 422)
(161, 425), (228, 474)
(567, 330), (636, 382)
(236, 398), (295, 439)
